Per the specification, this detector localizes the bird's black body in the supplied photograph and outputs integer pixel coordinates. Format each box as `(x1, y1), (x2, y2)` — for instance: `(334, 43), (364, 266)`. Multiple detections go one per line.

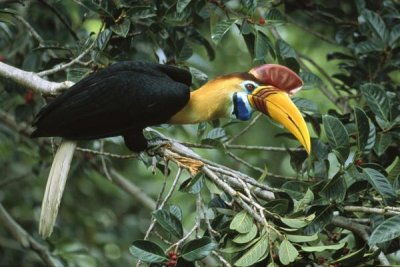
(32, 62), (192, 151)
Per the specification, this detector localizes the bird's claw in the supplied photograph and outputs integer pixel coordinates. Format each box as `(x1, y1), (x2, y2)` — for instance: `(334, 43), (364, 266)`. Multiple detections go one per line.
(146, 138), (171, 156)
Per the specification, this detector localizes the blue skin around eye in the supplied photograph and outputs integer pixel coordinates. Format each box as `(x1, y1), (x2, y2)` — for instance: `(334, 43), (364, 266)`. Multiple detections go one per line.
(236, 96), (252, 120)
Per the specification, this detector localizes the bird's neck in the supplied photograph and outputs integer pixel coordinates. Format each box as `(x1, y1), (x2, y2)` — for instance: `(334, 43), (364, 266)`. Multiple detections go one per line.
(168, 83), (232, 125)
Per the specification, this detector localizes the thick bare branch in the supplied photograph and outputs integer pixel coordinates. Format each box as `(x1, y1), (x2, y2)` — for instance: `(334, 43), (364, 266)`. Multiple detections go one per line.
(0, 62), (72, 94)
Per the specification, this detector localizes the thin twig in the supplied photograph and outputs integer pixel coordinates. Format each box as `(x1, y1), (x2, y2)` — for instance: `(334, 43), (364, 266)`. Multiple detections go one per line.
(166, 220), (200, 253)
(37, 40), (96, 77)
(76, 147), (137, 159)
(212, 251), (232, 267)
(226, 150), (264, 173)
(158, 167), (183, 210)
(226, 113), (262, 144)
(227, 144), (304, 152)
(182, 141), (304, 152)
(202, 167), (264, 224)
(144, 168), (183, 240)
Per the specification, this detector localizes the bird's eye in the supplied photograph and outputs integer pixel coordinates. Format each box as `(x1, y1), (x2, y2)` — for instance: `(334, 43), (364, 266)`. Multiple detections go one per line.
(245, 83), (256, 92)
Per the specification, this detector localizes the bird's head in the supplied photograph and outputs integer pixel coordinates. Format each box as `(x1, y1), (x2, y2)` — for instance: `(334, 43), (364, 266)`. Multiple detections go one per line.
(170, 64), (311, 154)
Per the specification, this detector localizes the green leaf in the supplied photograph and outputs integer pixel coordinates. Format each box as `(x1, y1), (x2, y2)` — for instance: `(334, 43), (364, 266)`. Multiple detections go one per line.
(364, 120), (376, 153)
(360, 83), (390, 121)
(287, 233), (318, 243)
(276, 39), (296, 59)
(323, 115), (350, 163)
(96, 29), (112, 50)
(331, 246), (367, 265)
(0, 12), (14, 25)
(233, 224), (258, 244)
(293, 97), (318, 113)
(304, 206), (333, 235)
(281, 214), (315, 229)
(180, 174), (204, 194)
(181, 237), (216, 261)
(386, 157), (400, 180)
(234, 235), (269, 266)
(373, 132), (392, 156)
(204, 178), (223, 195)
(355, 39), (385, 54)
(168, 205), (182, 221)
(354, 107), (370, 153)
(230, 210), (253, 233)
(201, 127), (227, 146)
(127, 6), (156, 19)
(278, 239), (298, 265)
(301, 242), (345, 252)
(345, 165), (367, 186)
(211, 19), (237, 43)
(205, 127), (226, 140)
(363, 168), (396, 204)
(177, 0), (191, 13)
(220, 237), (260, 254)
(110, 18), (130, 37)
(129, 240), (167, 263)
(177, 42), (193, 61)
(264, 199), (290, 215)
(66, 68), (90, 83)
(153, 209), (183, 239)
(369, 215), (400, 246)
(389, 24), (400, 48)
(300, 72), (323, 90)
(267, 262), (279, 267)
(266, 8), (285, 23)
(254, 30), (271, 62)
(319, 175), (347, 203)
(360, 9), (388, 41)
(295, 189), (314, 212)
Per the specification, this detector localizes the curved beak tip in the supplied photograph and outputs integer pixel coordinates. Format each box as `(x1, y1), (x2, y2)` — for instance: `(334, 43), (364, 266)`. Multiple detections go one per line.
(249, 88), (311, 154)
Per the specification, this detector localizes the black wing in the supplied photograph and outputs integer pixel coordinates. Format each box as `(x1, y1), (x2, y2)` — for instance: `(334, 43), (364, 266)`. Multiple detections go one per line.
(32, 62), (191, 146)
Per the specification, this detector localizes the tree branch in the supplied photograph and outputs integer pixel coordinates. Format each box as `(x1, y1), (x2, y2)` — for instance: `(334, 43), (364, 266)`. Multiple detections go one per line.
(0, 62), (72, 94)
(0, 203), (60, 267)
(37, 40), (96, 77)
(344, 205), (400, 216)
(331, 216), (389, 266)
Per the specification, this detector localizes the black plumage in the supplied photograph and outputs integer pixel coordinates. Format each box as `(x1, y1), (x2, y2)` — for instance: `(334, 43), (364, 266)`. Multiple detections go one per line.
(31, 62), (191, 151)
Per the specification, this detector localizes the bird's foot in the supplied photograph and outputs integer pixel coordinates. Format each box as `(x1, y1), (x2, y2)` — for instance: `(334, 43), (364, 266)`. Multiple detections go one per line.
(145, 138), (171, 156)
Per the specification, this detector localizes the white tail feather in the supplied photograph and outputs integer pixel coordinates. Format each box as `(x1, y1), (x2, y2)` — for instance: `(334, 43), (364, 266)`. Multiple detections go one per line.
(39, 140), (77, 238)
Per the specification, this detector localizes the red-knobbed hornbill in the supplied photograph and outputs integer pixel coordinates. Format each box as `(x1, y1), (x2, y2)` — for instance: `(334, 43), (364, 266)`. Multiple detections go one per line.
(32, 61), (311, 237)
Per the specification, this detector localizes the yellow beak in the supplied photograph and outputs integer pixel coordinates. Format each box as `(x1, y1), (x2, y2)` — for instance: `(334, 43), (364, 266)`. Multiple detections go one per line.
(248, 86), (311, 154)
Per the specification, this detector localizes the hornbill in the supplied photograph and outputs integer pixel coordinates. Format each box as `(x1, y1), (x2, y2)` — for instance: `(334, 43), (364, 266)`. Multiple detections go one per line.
(32, 61), (311, 237)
